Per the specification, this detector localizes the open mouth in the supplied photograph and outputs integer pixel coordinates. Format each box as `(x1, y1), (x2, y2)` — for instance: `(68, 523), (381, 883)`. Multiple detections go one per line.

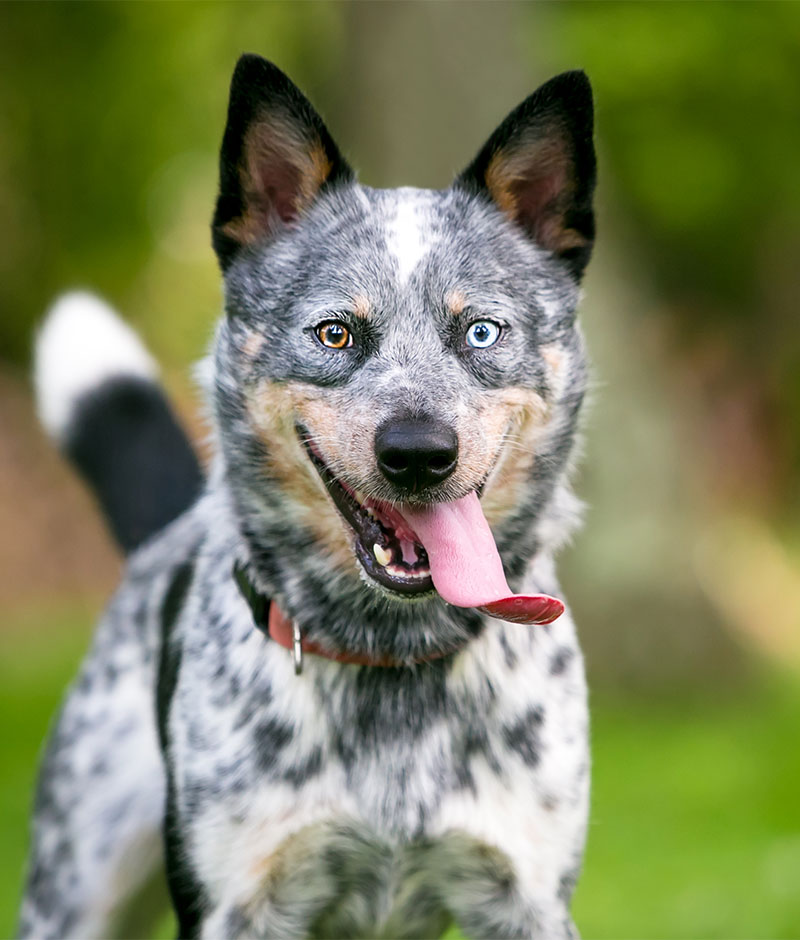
(301, 433), (434, 596)
(298, 426), (566, 625)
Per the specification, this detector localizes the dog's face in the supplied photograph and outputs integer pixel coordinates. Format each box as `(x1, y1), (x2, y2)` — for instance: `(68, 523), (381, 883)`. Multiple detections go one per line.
(210, 56), (594, 646)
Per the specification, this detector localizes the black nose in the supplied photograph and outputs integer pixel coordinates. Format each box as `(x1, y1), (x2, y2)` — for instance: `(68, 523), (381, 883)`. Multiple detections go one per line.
(375, 419), (458, 491)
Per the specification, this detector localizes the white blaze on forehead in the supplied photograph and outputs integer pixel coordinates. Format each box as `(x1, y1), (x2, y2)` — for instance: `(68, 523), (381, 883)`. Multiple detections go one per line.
(387, 191), (433, 285)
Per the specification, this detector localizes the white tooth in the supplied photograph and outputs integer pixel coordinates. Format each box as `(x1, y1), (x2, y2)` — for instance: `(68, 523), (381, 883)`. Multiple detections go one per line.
(373, 544), (392, 567)
(354, 490), (366, 503)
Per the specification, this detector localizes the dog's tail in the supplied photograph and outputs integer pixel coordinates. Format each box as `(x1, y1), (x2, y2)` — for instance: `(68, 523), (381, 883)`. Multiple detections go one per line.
(34, 291), (203, 554)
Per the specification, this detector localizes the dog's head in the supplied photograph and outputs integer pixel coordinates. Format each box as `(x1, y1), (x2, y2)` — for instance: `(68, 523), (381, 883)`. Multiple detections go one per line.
(210, 55), (595, 656)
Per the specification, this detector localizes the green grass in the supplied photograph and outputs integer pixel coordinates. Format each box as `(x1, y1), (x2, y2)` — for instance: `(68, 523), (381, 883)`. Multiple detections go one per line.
(573, 680), (800, 938)
(2, 606), (799, 938)
(0, 602), (96, 938)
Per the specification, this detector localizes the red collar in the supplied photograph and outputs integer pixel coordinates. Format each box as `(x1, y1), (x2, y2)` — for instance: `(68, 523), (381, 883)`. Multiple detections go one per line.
(234, 563), (465, 669)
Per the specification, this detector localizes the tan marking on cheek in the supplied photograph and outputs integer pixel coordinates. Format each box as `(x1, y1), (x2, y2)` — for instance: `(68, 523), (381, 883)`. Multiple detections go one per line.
(457, 388), (548, 526)
(351, 294), (371, 319)
(289, 385), (377, 480)
(445, 289), (468, 316)
(247, 381), (354, 569)
(541, 343), (571, 401)
(541, 344), (564, 376)
(241, 330), (266, 360)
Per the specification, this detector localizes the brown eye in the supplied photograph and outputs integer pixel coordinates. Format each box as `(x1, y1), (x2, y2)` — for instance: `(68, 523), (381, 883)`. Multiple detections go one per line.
(316, 321), (352, 349)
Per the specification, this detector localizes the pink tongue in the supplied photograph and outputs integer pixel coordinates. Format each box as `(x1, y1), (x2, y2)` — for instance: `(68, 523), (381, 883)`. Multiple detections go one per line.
(400, 492), (564, 625)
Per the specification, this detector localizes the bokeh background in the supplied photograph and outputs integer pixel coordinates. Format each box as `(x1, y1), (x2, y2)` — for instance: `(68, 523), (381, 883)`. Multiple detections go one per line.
(2, 2), (799, 937)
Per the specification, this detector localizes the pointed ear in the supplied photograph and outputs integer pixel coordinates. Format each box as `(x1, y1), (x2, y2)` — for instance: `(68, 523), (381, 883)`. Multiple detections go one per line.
(212, 55), (354, 270)
(457, 71), (596, 279)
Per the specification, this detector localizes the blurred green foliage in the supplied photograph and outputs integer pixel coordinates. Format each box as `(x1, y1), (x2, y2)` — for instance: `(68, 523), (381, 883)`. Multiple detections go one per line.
(0, 1), (343, 365)
(537, 2), (800, 511)
(549, 3), (800, 314)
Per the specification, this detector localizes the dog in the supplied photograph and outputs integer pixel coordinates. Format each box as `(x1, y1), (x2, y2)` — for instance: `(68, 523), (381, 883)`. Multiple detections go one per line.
(19, 54), (596, 939)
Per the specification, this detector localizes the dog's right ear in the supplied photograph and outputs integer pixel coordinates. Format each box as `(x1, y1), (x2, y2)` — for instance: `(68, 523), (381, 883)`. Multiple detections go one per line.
(212, 55), (354, 270)
(456, 71), (596, 280)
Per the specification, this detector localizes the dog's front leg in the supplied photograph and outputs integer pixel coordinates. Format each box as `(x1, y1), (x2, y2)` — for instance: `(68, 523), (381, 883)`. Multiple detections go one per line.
(197, 821), (393, 940)
(17, 609), (167, 940)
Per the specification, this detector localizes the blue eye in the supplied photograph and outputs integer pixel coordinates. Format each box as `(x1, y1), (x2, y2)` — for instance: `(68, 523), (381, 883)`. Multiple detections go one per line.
(465, 320), (501, 349)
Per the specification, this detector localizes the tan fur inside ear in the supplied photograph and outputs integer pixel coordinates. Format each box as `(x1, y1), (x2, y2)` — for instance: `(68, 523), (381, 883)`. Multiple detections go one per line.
(222, 115), (333, 246)
(485, 135), (588, 255)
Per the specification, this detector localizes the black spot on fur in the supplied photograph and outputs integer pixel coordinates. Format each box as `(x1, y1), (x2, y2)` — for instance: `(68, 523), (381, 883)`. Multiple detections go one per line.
(453, 726), (502, 792)
(558, 867), (580, 904)
(224, 905), (253, 938)
(183, 777), (212, 818)
(89, 755), (109, 777)
(253, 717), (293, 771)
(233, 690), (268, 732)
(498, 630), (518, 669)
(283, 746), (323, 787)
(332, 729), (357, 772)
(502, 705), (545, 768)
(549, 646), (574, 676)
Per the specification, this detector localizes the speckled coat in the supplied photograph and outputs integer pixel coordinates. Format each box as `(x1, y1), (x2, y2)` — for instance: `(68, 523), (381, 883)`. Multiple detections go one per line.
(19, 56), (596, 939)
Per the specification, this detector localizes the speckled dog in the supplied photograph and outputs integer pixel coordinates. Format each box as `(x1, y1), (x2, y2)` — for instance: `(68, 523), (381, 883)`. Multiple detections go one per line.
(20, 55), (596, 939)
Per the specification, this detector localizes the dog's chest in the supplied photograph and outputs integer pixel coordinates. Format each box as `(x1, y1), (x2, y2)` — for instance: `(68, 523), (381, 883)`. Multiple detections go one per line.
(170, 613), (588, 926)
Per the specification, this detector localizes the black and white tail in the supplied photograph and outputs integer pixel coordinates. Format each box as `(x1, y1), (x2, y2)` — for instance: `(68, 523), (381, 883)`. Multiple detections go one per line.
(34, 292), (203, 554)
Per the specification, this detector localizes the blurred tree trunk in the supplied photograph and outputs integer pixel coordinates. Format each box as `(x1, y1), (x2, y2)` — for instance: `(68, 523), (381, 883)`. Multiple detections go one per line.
(332, 1), (532, 188)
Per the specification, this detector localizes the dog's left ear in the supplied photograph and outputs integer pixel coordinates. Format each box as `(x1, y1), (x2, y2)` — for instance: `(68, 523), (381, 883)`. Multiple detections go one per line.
(456, 71), (596, 280)
(212, 54), (354, 270)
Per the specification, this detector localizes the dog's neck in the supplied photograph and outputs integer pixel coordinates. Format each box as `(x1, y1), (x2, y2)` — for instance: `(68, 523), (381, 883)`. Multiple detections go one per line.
(233, 562), (470, 669)
(212, 451), (569, 665)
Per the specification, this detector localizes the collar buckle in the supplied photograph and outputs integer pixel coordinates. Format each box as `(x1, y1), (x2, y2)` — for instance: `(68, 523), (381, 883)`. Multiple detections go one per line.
(292, 620), (304, 675)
